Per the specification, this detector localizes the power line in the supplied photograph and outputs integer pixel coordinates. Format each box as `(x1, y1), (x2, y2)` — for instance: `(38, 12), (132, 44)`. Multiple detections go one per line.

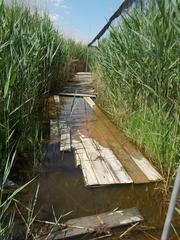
(88, 0), (135, 47)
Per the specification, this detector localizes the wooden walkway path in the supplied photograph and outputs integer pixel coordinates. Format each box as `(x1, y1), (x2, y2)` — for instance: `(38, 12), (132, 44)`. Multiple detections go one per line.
(59, 72), (97, 97)
(49, 72), (162, 187)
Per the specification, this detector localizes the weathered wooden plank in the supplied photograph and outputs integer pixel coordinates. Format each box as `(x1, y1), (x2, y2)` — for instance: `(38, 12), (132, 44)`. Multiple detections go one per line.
(60, 133), (71, 151)
(50, 119), (59, 139)
(59, 92), (97, 98)
(63, 84), (94, 88)
(93, 127), (149, 184)
(48, 207), (143, 240)
(53, 95), (60, 103)
(63, 83), (93, 86)
(94, 142), (133, 184)
(62, 90), (95, 95)
(74, 153), (81, 167)
(59, 122), (71, 152)
(72, 134), (132, 186)
(66, 82), (93, 86)
(72, 140), (84, 167)
(84, 96), (95, 108)
(63, 88), (95, 93)
(60, 72), (95, 100)
(74, 98), (146, 183)
(131, 156), (163, 182)
(84, 97), (163, 183)
(81, 160), (99, 186)
(80, 136), (116, 185)
(76, 72), (92, 75)
(72, 139), (98, 185)
(82, 99), (149, 184)
(90, 158), (115, 185)
(70, 79), (93, 83)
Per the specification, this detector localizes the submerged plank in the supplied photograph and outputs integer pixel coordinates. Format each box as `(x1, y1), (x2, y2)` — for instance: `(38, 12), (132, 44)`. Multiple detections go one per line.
(61, 72), (96, 98)
(72, 139), (98, 185)
(81, 160), (99, 186)
(53, 95), (60, 103)
(131, 156), (163, 182)
(60, 122), (71, 152)
(50, 119), (59, 139)
(48, 207), (143, 240)
(59, 92), (96, 98)
(95, 142), (133, 184)
(84, 96), (95, 108)
(84, 97), (163, 183)
(80, 136), (121, 185)
(72, 140), (82, 167)
(73, 133), (132, 187)
(89, 118), (149, 184)
(50, 119), (71, 151)
(76, 72), (92, 75)
(83, 136), (132, 186)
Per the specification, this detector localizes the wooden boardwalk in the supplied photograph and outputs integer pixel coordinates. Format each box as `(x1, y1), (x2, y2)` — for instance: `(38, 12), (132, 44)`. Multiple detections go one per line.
(49, 72), (162, 187)
(59, 72), (97, 97)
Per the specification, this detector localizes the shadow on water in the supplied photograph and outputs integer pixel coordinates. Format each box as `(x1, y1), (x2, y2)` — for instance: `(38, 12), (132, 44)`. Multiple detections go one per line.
(14, 96), (179, 240)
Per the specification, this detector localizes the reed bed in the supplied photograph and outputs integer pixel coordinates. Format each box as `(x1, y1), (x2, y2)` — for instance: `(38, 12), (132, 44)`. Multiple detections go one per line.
(0, 1), (57, 170)
(0, 1), (89, 238)
(0, 0), (88, 169)
(94, 0), (179, 180)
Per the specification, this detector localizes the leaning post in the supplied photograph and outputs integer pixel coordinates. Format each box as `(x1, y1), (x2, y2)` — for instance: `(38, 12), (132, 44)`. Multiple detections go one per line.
(161, 164), (180, 240)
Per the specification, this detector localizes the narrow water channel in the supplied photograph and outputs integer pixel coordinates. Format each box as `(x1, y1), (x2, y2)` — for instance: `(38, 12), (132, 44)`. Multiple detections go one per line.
(15, 96), (178, 239)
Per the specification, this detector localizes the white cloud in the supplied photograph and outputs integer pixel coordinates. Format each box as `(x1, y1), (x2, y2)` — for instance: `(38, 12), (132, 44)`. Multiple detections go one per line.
(49, 13), (65, 31)
(61, 5), (71, 14)
(49, 13), (60, 22)
(51, 0), (66, 8)
(51, 0), (64, 7)
(61, 26), (89, 43)
(50, 0), (71, 14)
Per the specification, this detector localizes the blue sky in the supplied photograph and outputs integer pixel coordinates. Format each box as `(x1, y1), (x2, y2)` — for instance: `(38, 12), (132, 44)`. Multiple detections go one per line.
(47, 0), (123, 43)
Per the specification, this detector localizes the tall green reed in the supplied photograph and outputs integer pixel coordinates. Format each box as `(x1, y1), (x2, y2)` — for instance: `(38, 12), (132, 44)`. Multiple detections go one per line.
(0, 1), (89, 238)
(0, 0), (89, 170)
(94, 0), (179, 177)
(1, 0), (59, 168)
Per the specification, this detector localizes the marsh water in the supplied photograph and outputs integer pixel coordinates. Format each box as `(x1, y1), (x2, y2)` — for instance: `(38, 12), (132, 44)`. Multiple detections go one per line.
(14, 96), (179, 240)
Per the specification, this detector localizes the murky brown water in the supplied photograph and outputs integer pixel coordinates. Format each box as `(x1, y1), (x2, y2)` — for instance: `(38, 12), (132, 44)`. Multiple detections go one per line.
(15, 96), (179, 240)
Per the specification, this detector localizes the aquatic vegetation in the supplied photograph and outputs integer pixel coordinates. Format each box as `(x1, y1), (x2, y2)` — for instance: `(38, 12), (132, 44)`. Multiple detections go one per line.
(94, 0), (180, 179)
(0, 1), (89, 238)
(0, 0), (89, 170)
